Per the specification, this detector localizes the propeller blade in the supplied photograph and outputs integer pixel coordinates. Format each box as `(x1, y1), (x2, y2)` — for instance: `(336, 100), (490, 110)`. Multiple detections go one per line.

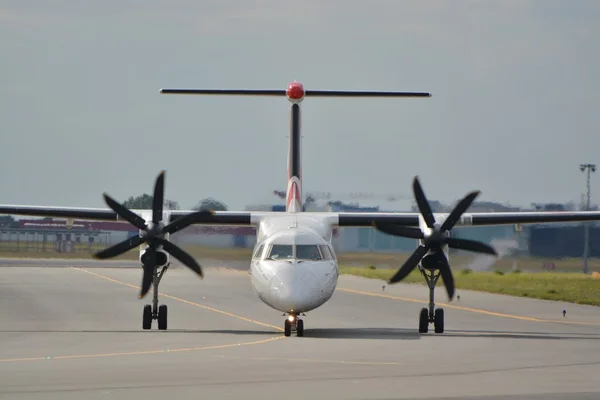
(435, 252), (455, 300)
(440, 191), (480, 232)
(93, 235), (145, 259)
(373, 223), (424, 239)
(412, 177), (436, 228)
(446, 238), (497, 255)
(163, 210), (215, 235)
(152, 171), (165, 224)
(103, 194), (147, 230)
(139, 246), (156, 299)
(388, 245), (429, 284)
(156, 238), (203, 279)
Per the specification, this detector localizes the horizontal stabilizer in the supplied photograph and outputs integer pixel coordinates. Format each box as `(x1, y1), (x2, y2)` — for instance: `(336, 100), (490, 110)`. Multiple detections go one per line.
(308, 90), (430, 97)
(160, 89), (431, 97)
(160, 89), (284, 96)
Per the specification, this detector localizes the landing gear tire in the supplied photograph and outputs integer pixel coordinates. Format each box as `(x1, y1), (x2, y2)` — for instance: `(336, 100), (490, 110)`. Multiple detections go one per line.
(296, 319), (304, 337)
(158, 304), (168, 330)
(418, 307), (428, 333)
(143, 304), (152, 330)
(434, 308), (444, 333)
(284, 319), (292, 337)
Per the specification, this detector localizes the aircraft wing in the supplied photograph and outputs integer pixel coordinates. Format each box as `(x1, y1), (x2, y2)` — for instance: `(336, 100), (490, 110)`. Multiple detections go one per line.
(336, 211), (600, 227)
(0, 205), (255, 226)
(333, 176), (600, 228)
(3, 205), (600, 228)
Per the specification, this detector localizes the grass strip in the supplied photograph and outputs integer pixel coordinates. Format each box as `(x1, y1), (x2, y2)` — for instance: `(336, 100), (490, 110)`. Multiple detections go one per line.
(339, 266), (600, 306)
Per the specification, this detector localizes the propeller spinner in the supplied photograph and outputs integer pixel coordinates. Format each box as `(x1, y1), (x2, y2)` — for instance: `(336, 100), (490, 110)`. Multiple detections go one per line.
(373, 177), (498, 300)
(93, 171), (215, 298)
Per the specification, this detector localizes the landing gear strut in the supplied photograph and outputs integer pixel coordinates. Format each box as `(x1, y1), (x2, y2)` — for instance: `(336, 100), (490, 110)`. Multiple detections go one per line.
(283, 313), (305, 337)
(142, 264), (169, 330)
(418, 267), (444, 334)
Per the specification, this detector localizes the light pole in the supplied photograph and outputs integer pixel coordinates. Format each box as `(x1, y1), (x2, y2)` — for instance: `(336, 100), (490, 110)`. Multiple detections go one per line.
(580, 163), (596, 274)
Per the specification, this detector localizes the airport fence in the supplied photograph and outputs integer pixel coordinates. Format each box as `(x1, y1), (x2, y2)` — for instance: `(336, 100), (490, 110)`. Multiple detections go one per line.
(0, 228), (113, 255)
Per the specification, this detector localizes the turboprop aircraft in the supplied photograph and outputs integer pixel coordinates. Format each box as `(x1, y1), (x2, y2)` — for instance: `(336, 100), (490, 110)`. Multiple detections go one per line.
(2, 81), (600, 337)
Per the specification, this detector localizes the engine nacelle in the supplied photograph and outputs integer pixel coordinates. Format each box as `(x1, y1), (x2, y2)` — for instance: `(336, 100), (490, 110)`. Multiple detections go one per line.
(139, 246), (170, 268)
(421, 251), (449, 271)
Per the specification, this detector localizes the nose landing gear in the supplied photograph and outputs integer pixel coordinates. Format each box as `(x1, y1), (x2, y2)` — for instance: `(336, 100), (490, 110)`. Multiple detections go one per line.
(283, 313), (304, 337)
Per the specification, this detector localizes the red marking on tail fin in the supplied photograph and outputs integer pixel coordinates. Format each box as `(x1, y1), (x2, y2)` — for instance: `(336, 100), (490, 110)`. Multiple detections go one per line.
(286, 177), (302, 212)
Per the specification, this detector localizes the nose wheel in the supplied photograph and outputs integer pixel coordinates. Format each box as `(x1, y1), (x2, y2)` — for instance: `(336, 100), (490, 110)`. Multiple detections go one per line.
(283, 314), (304, 337)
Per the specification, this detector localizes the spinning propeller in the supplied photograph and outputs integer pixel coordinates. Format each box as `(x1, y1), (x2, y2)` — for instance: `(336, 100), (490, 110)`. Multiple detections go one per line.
(373, 177), (498, 300)
(93, 171), (214, 298)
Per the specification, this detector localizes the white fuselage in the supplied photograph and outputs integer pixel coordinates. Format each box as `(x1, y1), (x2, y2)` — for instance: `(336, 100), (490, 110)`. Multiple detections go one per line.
(248, 213), (339, 314)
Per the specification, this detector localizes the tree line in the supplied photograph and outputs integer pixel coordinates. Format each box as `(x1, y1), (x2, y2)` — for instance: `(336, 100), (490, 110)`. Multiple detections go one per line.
(121, 194), (227, 211)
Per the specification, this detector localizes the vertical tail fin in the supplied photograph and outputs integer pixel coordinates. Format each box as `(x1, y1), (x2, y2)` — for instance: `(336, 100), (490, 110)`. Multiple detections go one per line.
(286, 103), (302, 212)
(158, 84), (431, 215)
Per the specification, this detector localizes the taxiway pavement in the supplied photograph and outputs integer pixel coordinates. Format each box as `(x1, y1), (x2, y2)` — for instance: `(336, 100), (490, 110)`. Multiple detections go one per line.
(1, 262), (599, 399)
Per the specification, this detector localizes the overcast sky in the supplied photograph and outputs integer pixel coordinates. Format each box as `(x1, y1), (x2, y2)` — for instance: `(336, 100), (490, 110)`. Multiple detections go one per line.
(1, 0), (599, 211)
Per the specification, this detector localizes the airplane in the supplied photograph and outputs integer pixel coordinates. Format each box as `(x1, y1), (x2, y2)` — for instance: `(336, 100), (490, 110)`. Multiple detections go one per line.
(2, 81), (600, 337)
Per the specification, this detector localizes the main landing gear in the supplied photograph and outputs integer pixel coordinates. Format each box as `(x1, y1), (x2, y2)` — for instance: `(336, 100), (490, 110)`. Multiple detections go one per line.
(283, 313), (305, 337)
(142, 265), (169, 330)
(418, 267), (444, 334)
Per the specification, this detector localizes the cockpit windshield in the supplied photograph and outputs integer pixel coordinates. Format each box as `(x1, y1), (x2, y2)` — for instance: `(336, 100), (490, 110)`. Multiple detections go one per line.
(296, 245), (323, 260)
(264, 243), (334, 261)
(267, 244), (294, 260)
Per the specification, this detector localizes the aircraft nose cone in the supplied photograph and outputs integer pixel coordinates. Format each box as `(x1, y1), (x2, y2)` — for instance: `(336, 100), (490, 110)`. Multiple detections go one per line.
(269, 264), (312, 312)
